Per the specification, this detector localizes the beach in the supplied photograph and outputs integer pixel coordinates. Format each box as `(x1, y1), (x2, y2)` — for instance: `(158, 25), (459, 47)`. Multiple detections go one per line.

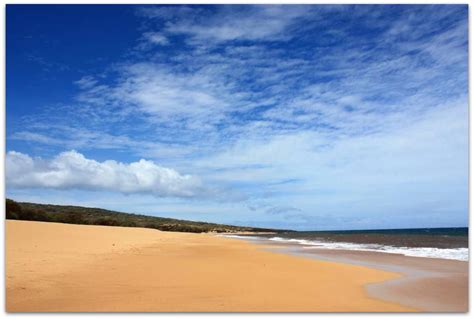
(262, 241), (468, 312)
(6, 220), (461, 312)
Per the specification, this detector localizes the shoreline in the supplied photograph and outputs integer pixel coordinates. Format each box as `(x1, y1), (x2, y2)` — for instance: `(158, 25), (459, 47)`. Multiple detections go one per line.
(228, 235), (468, 312)
(6, 220), (415, 312)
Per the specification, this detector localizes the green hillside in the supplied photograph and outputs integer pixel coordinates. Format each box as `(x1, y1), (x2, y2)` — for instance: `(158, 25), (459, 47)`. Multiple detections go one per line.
(5, 199), (290, 234)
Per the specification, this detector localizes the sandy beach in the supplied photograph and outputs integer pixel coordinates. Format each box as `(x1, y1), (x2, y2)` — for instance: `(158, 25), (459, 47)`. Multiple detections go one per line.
(267, 242), (468, 312)
(5, 220), (420, 312)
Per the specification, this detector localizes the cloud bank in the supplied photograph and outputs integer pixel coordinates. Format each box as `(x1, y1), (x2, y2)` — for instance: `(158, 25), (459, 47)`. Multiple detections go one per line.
(6, 150), (205, 198)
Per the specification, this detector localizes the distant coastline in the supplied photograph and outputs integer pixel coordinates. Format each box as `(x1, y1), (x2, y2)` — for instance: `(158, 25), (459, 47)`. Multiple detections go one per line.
(6, 199), (290, 234)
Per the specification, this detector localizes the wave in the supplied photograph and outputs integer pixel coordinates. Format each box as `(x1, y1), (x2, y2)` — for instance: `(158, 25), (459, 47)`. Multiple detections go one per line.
(224, 235), (468, 261)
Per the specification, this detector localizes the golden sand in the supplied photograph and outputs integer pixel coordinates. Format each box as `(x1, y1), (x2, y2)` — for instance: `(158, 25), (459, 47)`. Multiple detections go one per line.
(6, 220), (415, 312)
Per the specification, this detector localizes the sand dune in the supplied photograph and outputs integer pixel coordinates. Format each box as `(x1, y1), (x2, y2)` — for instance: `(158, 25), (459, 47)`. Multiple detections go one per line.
(6, 220), (415, 312)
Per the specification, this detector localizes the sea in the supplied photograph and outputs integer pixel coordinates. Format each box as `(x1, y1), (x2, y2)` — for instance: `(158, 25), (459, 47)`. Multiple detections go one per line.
(227, 227), (469, 261)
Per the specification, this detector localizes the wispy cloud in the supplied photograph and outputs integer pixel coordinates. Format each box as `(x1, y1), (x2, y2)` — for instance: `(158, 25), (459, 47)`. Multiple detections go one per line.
(7, 5), (468, 229)
(142, 32), (169, 45)
(137, 5), (315, 45)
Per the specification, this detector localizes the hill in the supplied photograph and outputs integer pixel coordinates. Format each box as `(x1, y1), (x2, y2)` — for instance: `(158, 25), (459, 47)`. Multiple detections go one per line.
(5, 199), (290, 233)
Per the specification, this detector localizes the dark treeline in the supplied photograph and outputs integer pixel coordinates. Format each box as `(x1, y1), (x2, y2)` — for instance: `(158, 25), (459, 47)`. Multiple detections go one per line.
(6, 199), (288, 233)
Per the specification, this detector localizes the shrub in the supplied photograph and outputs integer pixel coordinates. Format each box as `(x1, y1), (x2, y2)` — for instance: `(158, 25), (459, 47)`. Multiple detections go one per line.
(6, 199), (22, 219)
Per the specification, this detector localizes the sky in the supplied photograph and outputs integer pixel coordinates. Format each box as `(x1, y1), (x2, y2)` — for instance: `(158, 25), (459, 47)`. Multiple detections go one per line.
(6, 4), (468, 230)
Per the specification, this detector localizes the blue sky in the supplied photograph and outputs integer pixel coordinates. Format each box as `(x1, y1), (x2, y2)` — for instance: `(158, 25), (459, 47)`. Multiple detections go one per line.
(6, 4), (468, 230)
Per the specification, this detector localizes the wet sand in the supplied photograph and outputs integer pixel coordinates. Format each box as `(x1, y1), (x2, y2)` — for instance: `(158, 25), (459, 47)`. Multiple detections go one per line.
(6, 220), (414, 312)
(258, 241), (468, 312)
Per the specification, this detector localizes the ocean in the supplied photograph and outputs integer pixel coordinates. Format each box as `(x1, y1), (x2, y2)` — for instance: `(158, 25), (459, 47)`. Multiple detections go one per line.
(228, 227), (469, 261)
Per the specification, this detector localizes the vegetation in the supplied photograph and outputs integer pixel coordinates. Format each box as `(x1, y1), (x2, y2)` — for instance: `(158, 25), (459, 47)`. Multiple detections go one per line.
(5, 198), (289, 233)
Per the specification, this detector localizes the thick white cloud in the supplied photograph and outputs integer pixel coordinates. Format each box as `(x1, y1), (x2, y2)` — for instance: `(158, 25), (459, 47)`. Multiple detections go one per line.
(6, 150), (205, 198)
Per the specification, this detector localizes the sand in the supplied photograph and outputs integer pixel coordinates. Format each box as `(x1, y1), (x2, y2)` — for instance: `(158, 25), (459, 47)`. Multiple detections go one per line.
(280, 247), (468, 312)
(6, 220), (416, 312)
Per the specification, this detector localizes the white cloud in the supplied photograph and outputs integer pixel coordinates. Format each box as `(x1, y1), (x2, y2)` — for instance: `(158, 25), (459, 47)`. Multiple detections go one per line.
(139, 5), (314, 44)
(143, 32), (169, 45)
(6, 150), (206, 198)
(22, 8), (467, 161)
(74, 62), (233, 124)
(118, 64), (226, 118)
(74, 76), (98, 89)
(195, 97), (467, 225)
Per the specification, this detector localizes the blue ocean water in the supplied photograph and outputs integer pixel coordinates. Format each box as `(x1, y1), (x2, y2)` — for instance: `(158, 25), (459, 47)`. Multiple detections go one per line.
(230, 227), (469, 261)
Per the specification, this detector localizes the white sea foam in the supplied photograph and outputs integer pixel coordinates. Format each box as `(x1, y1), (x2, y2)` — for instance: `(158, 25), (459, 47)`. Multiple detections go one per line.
(219, 235), (261, 240)
(296, 240), (469, 261)
(227, 235), (468, 261)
